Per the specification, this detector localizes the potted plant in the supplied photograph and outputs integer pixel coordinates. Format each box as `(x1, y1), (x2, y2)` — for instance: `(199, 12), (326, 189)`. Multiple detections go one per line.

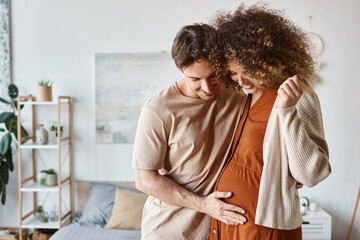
(40, 215), (48, 223)
(38, 170), (47, 185)
(35, 205), (44, 220)
(0, 84), (29, 204)
(36, 79), (53, 102)
(44, 169), (58, 186)
(54, 126), (63, 138)
(48, 121), (64, 144)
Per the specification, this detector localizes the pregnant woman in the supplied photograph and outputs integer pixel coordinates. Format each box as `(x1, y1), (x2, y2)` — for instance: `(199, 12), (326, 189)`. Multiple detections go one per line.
(210, 4), (331, 240)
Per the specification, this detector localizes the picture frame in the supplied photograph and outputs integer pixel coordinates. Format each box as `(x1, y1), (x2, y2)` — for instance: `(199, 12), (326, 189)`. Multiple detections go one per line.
(0, 0), (11, 109)
(95, 52), (181, 144)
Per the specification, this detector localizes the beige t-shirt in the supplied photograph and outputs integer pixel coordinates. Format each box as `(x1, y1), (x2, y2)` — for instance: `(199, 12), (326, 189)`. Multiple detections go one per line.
(132, 83), (246, 240)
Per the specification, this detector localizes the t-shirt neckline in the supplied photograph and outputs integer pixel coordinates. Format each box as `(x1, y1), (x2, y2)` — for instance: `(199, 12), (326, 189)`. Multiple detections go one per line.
(172, 82), (218, 103)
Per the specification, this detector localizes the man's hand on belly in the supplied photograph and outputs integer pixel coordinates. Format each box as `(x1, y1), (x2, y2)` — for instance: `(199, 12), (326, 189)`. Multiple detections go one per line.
(197, 191), (247, 225)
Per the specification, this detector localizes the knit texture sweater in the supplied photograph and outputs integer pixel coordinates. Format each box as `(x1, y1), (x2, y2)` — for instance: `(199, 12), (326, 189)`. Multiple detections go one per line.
(255, 87), (331, 230)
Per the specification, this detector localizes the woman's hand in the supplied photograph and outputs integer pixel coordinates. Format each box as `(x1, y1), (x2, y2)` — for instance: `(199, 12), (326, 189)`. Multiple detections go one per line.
(277, 75), (303, 109)
(296, 182), (304, 189)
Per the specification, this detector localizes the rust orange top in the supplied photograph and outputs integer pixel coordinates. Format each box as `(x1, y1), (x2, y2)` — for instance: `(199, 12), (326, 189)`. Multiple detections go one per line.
(210, 88), (302, 240)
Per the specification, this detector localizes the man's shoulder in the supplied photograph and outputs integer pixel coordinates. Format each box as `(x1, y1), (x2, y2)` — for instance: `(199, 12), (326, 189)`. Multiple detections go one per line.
(145, 84), (177, 109)
(217, 86), (247, 104)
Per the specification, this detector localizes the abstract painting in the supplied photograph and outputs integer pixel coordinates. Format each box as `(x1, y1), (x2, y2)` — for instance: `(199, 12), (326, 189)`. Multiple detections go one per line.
(95, 52), (182, 143)
(0, 0), (10, 109)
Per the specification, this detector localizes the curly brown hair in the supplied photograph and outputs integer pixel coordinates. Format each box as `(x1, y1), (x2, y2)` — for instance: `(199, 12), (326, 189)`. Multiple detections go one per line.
(213, 4), (319, 89)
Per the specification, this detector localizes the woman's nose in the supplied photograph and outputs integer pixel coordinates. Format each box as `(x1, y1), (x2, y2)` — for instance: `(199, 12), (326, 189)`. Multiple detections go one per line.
(235, 75), (243, 85)
(231, 74), (239, 83)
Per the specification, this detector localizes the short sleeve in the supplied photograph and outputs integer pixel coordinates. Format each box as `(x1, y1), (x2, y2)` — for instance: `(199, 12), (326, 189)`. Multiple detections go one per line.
(132, 105), (168, 170)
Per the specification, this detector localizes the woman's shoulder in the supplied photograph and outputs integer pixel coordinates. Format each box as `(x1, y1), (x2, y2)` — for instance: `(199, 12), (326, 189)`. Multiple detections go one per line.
(296, 87), (324, 121)
(299, 86), (321, 106)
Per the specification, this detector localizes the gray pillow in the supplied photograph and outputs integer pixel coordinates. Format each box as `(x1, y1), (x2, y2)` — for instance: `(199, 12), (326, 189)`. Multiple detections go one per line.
(73, 182), (140, 228)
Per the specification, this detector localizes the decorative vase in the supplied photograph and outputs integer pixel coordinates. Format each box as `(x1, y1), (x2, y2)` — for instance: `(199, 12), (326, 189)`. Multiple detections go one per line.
(45, 173), (58, 186)
(36, 124), (49, 145)
(36, 86), (52, 101)
(300, 196), (310, 213)
(37, 171), (47, 185)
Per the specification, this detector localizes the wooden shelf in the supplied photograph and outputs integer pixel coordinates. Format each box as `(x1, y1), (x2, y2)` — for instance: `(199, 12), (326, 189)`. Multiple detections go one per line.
(21, 215), (70, 229)
(20, 181), (69, 192)
(17, 96), (73, 239)
(20, 140), (69, 149)
(19, 99), (70, 106)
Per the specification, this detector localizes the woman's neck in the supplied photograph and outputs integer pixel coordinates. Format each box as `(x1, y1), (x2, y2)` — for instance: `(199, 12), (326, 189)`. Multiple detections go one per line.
(251, 89), (265, 107)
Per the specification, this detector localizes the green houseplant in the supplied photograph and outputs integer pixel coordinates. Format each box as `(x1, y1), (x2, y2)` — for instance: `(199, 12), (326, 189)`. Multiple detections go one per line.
(0, 84), (29, 204)
(35, 205), (44, 220)
(37, 79), (53, 87)
(40, 215), (48, 223)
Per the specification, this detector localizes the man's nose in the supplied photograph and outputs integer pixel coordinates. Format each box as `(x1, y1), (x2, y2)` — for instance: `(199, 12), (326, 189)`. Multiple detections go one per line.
(201, 80), (213, 92)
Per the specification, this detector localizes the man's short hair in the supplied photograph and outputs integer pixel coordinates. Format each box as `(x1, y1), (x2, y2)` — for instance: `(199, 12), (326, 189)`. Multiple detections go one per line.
(171, 24), (217, 70)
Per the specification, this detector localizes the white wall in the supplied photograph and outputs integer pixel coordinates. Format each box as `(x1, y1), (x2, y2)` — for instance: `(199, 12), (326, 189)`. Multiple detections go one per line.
(1, 0), (359, 239)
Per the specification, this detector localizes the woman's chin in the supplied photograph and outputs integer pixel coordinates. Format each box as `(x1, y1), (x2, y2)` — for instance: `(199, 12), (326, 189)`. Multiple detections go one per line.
(242, 88), (255, 94)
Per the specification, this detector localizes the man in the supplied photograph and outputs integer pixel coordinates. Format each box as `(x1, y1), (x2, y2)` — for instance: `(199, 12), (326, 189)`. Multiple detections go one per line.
(132, 24), (247, 239)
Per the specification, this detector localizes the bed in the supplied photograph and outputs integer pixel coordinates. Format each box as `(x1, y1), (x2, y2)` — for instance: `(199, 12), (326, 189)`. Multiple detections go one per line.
(50, 181), (145, 240)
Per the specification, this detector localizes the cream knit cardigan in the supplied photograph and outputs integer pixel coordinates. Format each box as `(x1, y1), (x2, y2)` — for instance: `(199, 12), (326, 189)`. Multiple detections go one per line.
(255, 87), (331, 230)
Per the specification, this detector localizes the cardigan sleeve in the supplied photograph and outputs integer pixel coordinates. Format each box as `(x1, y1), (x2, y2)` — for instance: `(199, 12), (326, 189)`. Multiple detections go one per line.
(277, 88), (331, 187)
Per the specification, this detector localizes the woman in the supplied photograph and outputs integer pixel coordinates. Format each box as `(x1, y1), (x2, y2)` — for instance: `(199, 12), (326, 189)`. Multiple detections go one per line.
(210, 5), (331, 239)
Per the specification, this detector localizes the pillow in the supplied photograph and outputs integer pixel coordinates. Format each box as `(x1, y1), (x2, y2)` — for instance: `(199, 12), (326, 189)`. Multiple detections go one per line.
(74, 182), (141, 227)
(105, 188), (148, 230)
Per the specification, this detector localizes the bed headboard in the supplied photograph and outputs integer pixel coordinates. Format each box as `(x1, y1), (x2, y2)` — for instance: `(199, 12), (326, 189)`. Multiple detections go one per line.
(76, 180), (137, 213)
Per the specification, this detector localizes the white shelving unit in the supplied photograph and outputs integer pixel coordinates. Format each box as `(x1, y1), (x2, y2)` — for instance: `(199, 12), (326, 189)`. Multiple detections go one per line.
(17, 96), (72, 240)
(21, 215), (71, 229)
(21, 181), (69, 192)
(20, 99), (70, 106)
(20, 140), (68, 149)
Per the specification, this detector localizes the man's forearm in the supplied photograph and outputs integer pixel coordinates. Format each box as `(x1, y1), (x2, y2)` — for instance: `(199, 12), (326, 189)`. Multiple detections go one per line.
(134, 168), (247, 225)
(134, 169), (203, 212)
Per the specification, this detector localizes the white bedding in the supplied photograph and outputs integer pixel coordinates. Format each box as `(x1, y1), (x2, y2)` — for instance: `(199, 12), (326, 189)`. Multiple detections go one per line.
(50, 225), (141, 240)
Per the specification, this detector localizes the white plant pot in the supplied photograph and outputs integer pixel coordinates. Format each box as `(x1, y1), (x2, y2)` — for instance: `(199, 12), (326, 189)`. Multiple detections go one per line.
(45, 174), (58, 186)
